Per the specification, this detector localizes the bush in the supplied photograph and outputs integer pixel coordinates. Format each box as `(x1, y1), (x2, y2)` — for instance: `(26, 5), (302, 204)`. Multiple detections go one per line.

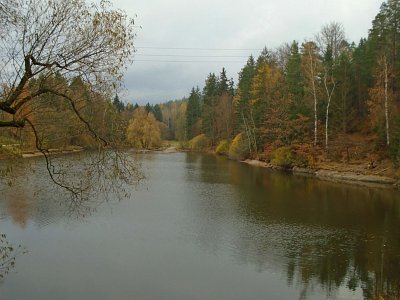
(216, 140), (230, 156)
(189, 134), (211, 151)
(271, 146), (295, 168)
(229, 133), (250, 161)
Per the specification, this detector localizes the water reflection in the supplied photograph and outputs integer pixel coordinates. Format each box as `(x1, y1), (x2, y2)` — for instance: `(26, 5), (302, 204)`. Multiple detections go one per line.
(185, 153), (400, 300)
(0, 234), (26, 282)
(0, 153), (399, 299)
(0, 153), (140, 222)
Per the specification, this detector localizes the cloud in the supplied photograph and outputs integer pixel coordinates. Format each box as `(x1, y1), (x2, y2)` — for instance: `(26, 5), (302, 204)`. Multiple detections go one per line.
(113, 0), (383, 104)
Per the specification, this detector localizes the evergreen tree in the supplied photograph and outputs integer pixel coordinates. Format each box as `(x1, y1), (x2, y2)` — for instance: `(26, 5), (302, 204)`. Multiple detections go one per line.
(186, 87), (202, 139)
(218, 67), (229, 95)
(202, 73), (219, 144)
(152, 104), (163, 122)
(285, 41), (306, 117)
(233, 55), (256, 133)
(145, 102), (152, 114)
(113, 94), (124, 112)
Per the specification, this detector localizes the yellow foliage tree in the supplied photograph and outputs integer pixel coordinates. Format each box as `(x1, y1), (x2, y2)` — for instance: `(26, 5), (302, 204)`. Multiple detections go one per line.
(127, 108), (161, 149)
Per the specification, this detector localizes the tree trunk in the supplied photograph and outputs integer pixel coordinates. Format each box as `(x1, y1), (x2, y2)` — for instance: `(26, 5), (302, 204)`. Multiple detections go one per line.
(324, 75), (336, 149)
(384, 55), (390, 146)
(307, 49), (318, 147)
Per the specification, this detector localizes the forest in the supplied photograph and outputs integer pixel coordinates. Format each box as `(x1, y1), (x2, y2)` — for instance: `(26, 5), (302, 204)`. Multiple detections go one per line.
(154, 0), (400, 174)
(1, 0), (400, 176)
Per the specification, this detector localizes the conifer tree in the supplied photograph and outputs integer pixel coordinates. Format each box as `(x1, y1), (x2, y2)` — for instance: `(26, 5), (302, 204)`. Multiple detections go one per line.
(186, 87), (202, 139)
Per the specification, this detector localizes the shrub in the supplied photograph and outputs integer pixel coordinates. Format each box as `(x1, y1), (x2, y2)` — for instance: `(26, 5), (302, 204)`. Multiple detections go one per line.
(216, 140), (230, 155)
(189, 134), (210, 151)
(271, 146), (295, 168)
(229, 133), (250, 161)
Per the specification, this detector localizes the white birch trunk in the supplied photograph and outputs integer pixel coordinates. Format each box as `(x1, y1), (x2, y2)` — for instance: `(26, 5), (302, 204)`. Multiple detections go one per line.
(324, 75), (336, 149)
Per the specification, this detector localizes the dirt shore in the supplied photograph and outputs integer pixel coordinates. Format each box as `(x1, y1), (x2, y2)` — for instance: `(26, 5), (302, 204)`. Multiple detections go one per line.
(242, 159), (400, 189)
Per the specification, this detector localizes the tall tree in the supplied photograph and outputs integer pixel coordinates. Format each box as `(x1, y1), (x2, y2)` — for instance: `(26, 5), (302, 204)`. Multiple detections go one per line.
(233, 55), (256, 134)
(302, 41), (322, 146)
(285, 41), (306, 116)
(317, 22), (347, 148)
(218, 68), (229, 95)
(152, 104), (163, 122)
(202, 73), (219, 144)
(186, 87), (202, 139)
(250, 62), (283, 147)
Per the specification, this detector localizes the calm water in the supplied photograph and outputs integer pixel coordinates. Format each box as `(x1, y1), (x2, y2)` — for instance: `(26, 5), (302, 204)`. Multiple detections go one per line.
(0, 152), (399, 300)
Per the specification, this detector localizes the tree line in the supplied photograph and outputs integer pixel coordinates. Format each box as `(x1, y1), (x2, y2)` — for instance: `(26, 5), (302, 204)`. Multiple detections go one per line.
(3, 0), (400, 170)
(153, 0), (400, 167)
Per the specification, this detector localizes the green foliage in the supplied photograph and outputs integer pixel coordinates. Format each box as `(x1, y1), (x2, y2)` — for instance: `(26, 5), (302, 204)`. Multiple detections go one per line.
(228, 133), (250, 160)
(186, 87), (202, 139)
(285, 41), (305, 104)
(216, 139), (230, 155)
(0, 145), (21, 157)
(113, 94), (125, 112)
(188, 134), (210, 151)
(0, 136), (19, 145)
(271, 146), (295, 168)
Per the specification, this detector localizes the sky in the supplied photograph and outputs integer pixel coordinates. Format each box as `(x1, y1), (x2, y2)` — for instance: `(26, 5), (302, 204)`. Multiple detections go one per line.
(111, 0), (384, 105)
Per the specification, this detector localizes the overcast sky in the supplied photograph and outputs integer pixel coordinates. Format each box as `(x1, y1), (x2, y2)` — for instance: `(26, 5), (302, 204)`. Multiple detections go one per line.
(111, 0), (384, 105)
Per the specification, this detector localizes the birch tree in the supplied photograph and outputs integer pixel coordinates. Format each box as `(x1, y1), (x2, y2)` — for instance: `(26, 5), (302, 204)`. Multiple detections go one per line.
(302, 41), (321, 146)
(368, 54), (392, 146)
(316, 22), (346, 149)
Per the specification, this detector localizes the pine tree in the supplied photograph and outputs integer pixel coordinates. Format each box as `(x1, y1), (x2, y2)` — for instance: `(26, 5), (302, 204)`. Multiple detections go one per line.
(144, 102), (152, 114)
(113, 94), (124, 112)
(285, 41), (306, 116)
(186, 87), (202, 139)
(202, 73), (219, 144)
(233, 55), (256, 134)
(152, 104), (163, 122)
(218, 67), (229, 95)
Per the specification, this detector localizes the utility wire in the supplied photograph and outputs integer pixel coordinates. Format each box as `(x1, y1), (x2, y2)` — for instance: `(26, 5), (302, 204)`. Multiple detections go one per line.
(133, 59), (245, 63)
(135, 54), (249, 58)
(135, 46), (263, 51)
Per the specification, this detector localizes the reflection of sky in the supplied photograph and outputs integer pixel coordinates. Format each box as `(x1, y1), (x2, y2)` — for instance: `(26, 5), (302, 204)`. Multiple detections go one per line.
(0, 153), (399, 299)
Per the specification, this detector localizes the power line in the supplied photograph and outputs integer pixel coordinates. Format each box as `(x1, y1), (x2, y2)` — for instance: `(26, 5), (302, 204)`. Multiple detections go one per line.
(135, 54), (249, 58)
(135, 46), (263, 51)
(133, 59), (246, 63)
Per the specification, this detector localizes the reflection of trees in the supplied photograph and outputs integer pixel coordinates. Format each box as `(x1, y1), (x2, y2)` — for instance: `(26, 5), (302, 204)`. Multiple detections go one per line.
(0, 151), (143, 220)
(0, 234), (26, 282)
(6, 188), (30, 228)
(188, 153), (400, 299)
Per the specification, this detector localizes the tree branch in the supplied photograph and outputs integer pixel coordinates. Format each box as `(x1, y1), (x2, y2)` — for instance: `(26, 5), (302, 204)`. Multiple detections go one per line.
(33, 87), (108, 147)
(0, 120), (25, 128)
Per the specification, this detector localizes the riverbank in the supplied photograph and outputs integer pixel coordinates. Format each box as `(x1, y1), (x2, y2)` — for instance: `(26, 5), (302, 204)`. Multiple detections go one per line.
(21, 146), (84, 158)
(243, 159), (400, 189)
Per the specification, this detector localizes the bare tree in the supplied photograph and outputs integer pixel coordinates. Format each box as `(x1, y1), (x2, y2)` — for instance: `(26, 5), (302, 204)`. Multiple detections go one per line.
(316, 22), (346, 63)
(0, 0), (141, 204)
(316, 22), (346, 149)
(302, 41), (321, 146)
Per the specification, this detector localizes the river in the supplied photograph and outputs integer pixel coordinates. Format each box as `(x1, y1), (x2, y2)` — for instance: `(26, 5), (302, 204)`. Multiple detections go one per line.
(0, 152), (399, 300)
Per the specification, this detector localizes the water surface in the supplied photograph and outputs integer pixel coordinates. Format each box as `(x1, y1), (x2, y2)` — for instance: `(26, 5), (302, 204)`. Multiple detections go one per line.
(0, 152), (399, 299)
